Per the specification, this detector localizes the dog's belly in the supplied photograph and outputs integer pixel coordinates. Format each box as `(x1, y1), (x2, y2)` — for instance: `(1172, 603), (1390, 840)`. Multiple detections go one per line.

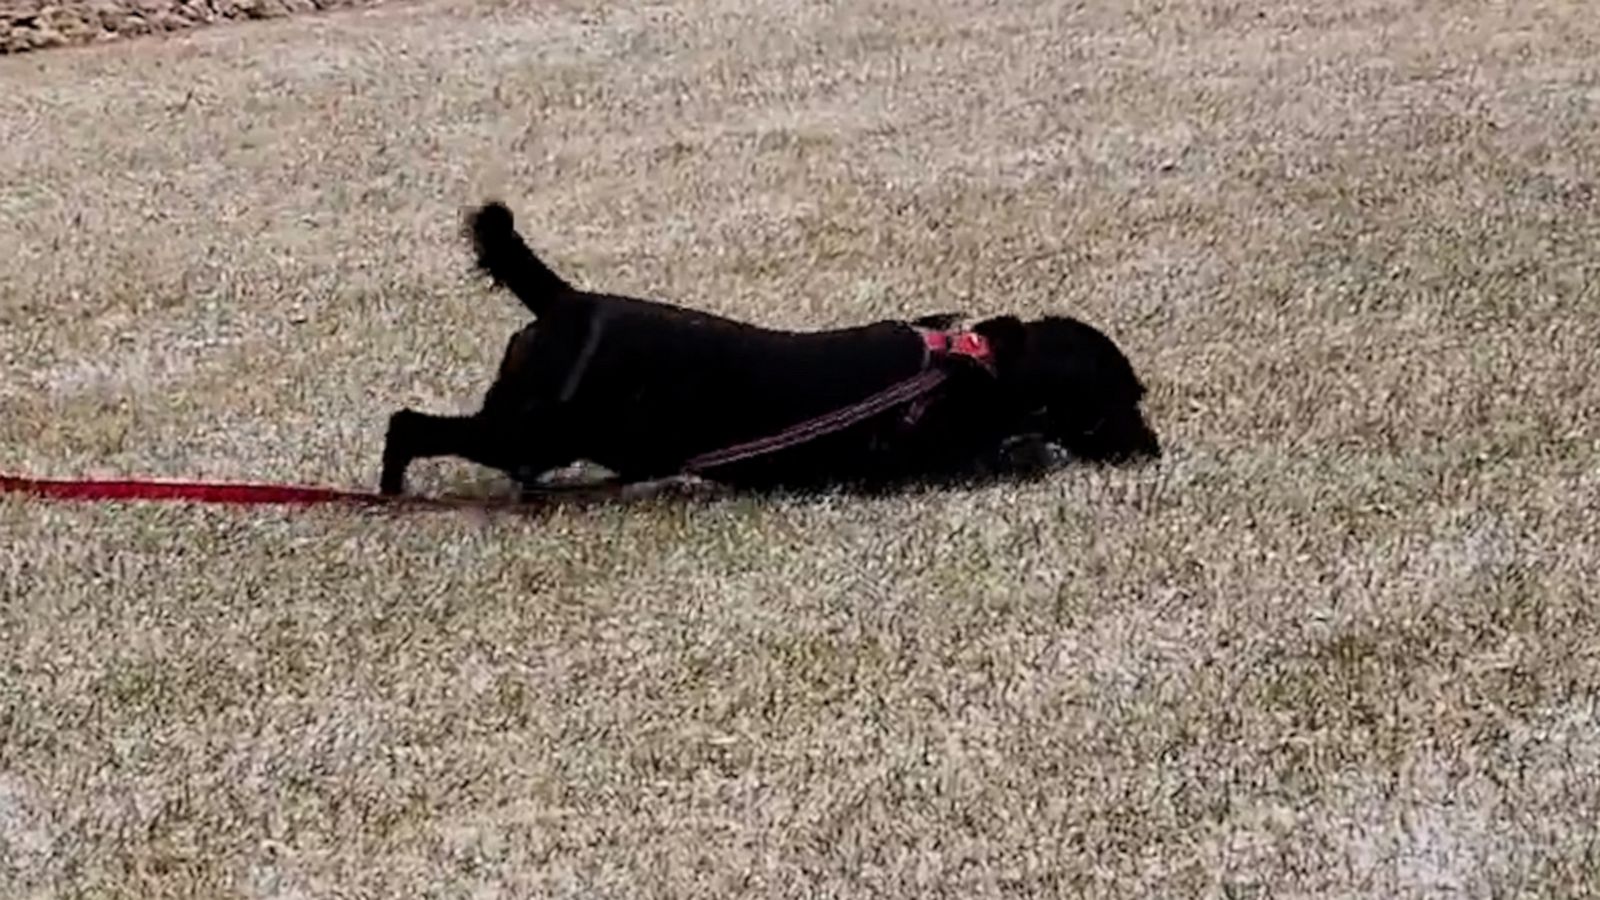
(562, 316), (928, 479)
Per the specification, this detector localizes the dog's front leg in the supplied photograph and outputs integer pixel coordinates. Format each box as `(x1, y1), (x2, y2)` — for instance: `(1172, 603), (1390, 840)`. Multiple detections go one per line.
(380, 408), (542, 496)
(380, 409), (431, 495)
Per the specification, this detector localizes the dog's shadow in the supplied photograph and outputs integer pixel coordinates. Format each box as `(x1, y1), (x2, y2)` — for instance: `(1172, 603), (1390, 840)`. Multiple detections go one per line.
(424, 446), (1081, 514)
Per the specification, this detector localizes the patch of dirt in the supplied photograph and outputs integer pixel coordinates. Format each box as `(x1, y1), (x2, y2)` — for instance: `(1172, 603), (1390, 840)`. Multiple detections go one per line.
(1, 0), (382, 53)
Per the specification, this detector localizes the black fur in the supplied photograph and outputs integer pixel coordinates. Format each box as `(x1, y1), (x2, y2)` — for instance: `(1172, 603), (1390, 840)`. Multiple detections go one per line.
(380, 201), (1160, 497)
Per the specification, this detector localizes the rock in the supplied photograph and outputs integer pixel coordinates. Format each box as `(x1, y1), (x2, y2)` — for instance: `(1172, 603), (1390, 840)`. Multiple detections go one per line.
(41, 5), (95, 41)
(234, 0), (287, 19)
(1, 0), (380, 53)
(176, 1), (215, 23)
(88, 0), (130, 30)
(1, 21), (65, 50)
(32, 24), (66, 46)
(118, 11), (151, 34)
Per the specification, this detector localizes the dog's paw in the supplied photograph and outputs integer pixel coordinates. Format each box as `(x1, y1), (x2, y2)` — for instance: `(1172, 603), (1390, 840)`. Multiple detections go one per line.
(378, 453), (409, 495)
(994, 434), (1064, 476)
(379, 451), (408, 495)
(379, 410), (416, 496)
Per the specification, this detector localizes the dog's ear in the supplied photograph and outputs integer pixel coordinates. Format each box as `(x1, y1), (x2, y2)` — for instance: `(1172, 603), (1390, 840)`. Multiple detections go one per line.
(971, 315), (1027, 367)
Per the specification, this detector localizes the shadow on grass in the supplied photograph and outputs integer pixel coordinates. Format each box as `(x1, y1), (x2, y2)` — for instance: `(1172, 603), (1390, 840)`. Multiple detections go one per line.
(422, 448), (1175, 517)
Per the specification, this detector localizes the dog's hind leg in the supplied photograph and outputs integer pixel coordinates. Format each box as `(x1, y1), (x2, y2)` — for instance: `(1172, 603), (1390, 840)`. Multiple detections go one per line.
(379, 408), (567, 496)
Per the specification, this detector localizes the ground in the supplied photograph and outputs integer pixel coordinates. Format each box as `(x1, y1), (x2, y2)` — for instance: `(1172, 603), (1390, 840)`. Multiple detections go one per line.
(2, 0), (1599, 896)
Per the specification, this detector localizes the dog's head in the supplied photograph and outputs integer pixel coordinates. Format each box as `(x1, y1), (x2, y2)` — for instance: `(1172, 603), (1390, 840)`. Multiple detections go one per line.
(970, 314), (1161, 464)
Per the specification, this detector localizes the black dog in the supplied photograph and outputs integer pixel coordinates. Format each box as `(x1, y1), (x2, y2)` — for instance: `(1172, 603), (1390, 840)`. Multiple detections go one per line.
(380, 202), (1159, 497)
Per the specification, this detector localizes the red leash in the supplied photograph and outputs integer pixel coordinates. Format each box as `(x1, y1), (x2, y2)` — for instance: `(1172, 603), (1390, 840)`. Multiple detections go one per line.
(0, 474), (698, 511)
(0, 474), (512, 510)
(2, 327), (995, 511)
(683, 326), (993, 473)
(683, 368), (949, 472)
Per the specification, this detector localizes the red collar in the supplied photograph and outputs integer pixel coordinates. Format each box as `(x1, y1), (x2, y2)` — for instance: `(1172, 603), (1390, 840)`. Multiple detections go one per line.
(917, 326), (996, 373)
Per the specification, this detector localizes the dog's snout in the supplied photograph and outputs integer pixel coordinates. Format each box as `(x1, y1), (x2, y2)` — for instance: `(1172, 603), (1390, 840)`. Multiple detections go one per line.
(1085, 408), (1162, 465)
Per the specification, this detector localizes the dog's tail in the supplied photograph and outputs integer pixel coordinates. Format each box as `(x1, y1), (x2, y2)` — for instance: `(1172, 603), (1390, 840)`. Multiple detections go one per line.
(465, 201), (573, 315)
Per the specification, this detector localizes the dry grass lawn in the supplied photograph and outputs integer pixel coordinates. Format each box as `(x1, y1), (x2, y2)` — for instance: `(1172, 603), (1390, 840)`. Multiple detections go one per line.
(4, 0), (1600, 895)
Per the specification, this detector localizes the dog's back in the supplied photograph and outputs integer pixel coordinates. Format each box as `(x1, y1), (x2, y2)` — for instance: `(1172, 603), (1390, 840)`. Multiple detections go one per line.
(467, 201), (954, 482)
(494, 290), (926, 482)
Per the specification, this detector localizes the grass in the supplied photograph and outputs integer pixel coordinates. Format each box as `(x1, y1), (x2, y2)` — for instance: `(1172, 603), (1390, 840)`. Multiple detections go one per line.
(3, 0), (1600, 895)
